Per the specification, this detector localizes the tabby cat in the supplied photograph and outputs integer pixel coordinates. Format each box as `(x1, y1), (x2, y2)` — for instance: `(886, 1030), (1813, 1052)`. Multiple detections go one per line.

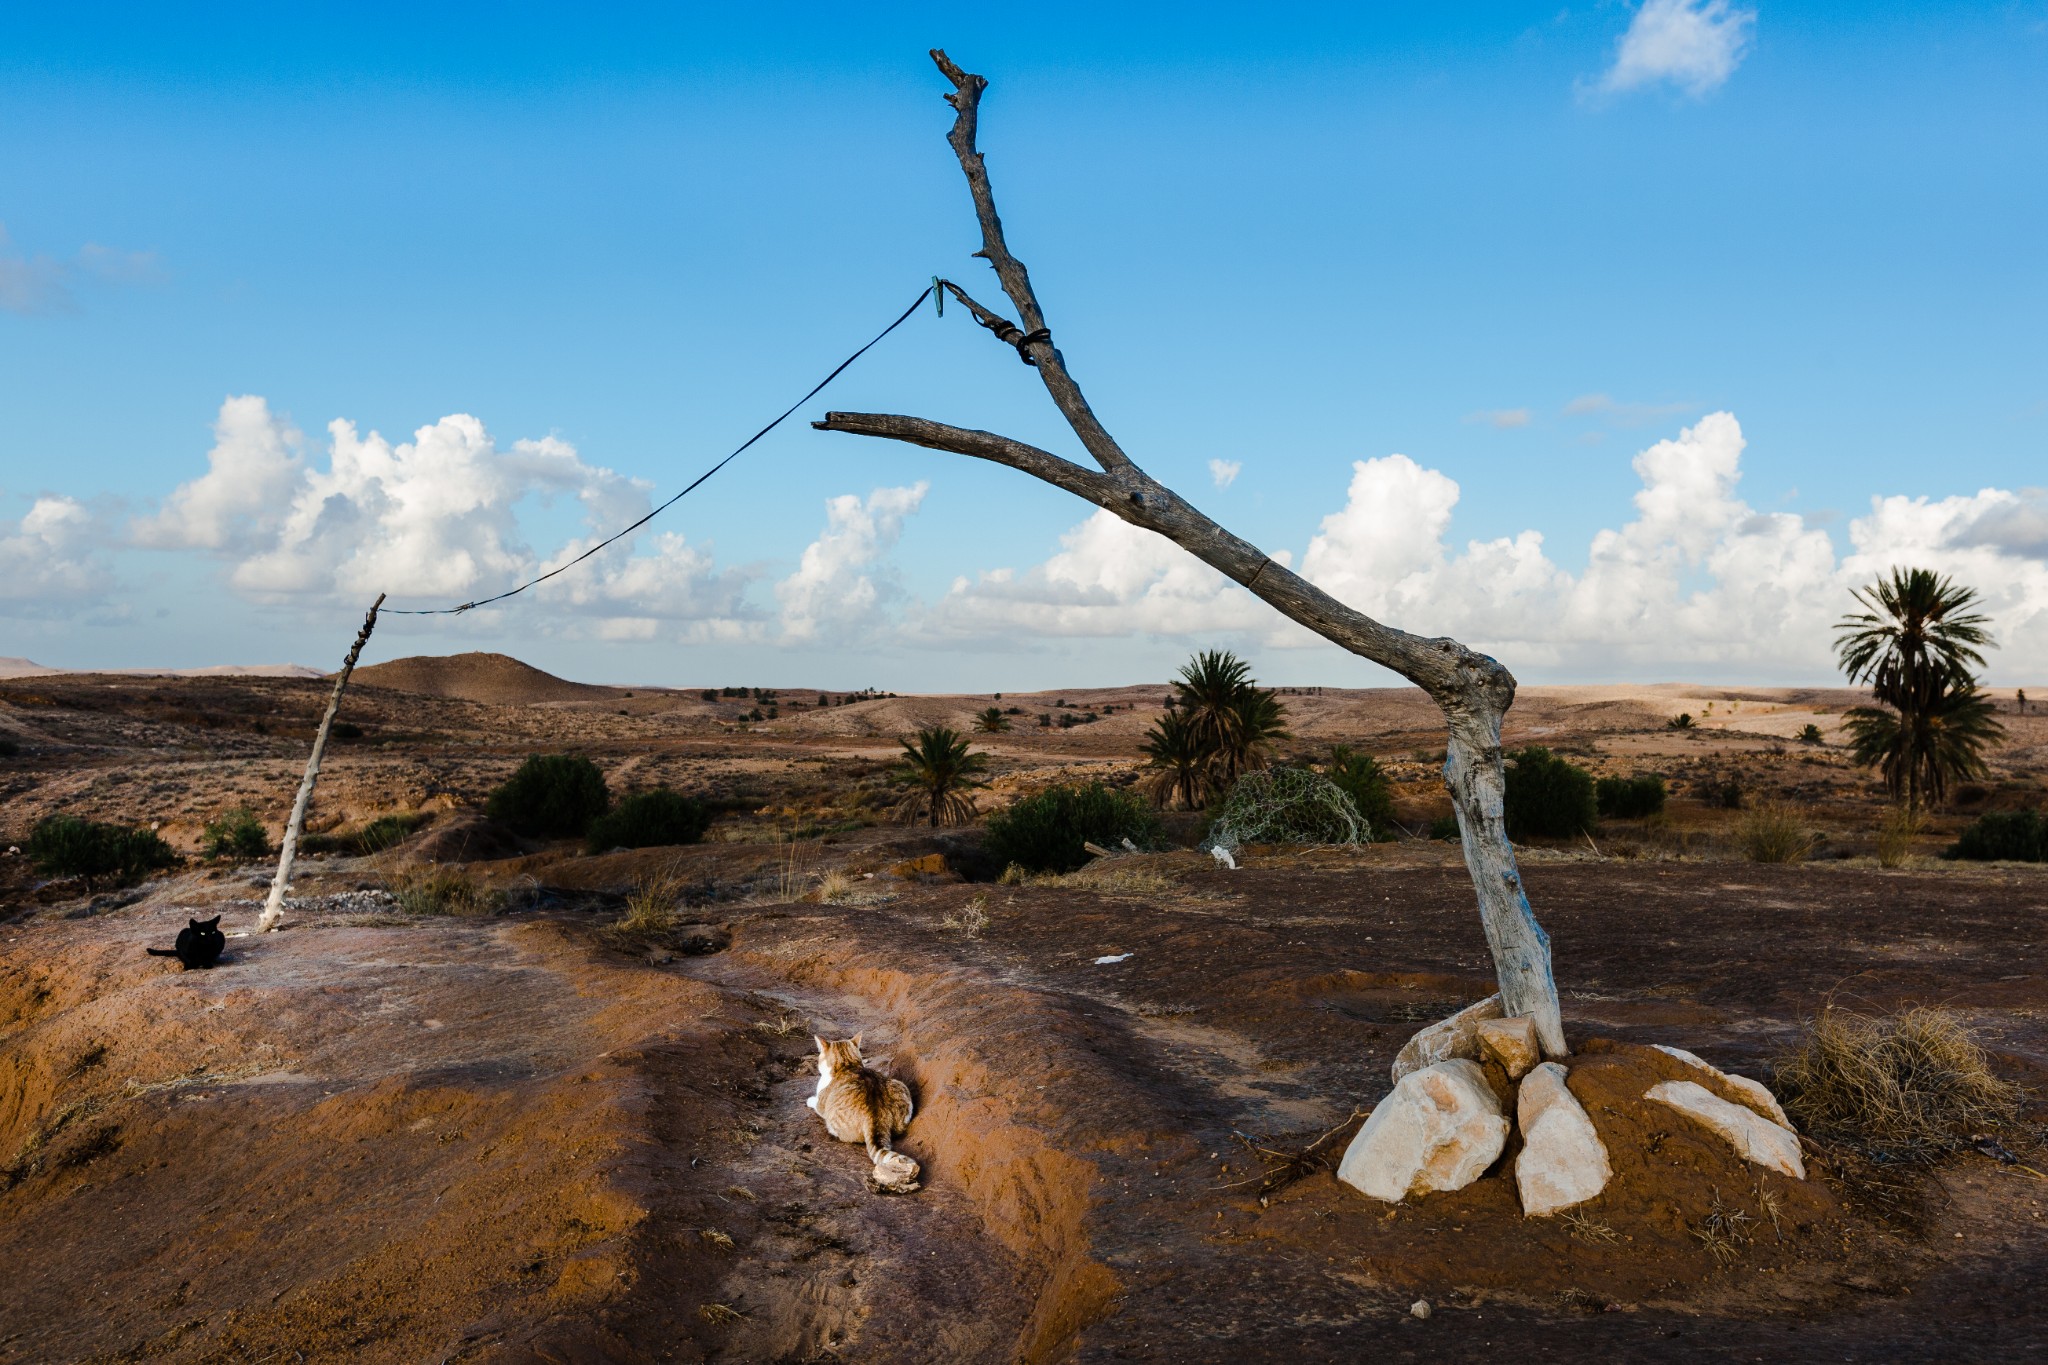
(147, 915), (225, 970)
(807, 1033), (919, 1190)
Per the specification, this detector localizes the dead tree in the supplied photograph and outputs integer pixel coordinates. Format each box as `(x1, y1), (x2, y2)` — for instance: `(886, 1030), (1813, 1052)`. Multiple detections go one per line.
(816, 51), (1566, 1057)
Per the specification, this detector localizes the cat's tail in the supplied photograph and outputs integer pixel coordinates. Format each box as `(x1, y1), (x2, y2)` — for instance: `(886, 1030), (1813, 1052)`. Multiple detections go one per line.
(145, 948), (180, 957)
(862, 1118), (894, 1165)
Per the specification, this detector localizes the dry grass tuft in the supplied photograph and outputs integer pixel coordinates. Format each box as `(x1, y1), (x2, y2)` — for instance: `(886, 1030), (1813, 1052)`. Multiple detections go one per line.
(1559, 1209), (1620, 1244)
(698, 1302), (746, 1325)
(814, 870), (855, 904)
(1875, 805), (1923, 869)
(699, 1227), (734, 1251)
(1007, 859), (1180, 895)
(940, 893), (990, 938)
(1690, 1188), (1755, 1265)
(604, 860), (688, 948)
(388, 866), (501, 917)
(1775, 1005), (2023, 1161)
(1735, 801), (1811, 864)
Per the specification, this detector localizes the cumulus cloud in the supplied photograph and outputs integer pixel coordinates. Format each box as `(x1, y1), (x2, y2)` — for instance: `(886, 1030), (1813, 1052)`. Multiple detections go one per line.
(0, 224), (162, 315)
(0, 496), (114, 611)
(924, 508), (1286, 646)
(1596, 0), (1757, 98)
(775, 484), (928, 643)
(137, 397), (764, 642)
(915, 413), (2048, 680)
(1209, 459), (1243, 489)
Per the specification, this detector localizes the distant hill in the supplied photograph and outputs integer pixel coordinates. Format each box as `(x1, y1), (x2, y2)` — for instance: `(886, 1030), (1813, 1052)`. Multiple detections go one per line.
(0, 657), (321, 680)
(352, 652), (618, 705)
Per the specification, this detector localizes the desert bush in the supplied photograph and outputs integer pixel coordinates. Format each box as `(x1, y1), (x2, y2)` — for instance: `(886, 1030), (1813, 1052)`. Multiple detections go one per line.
(201, 806), (271, 860)
(301, 811), (428, 857)
(390, 866), (500, 916)
(1428, 815), (1461, 841)
(1709, 777), (1745, 809)
(586, 788), (711, 853)
(1325, 746), (1397, 841)
(1735, 801), (1810, 863)
(1502, 747), (1597, 839)
(26, 814), (178, 882)
(604, 862), (688, 946)
(1594, 773), (1666, 820)
(1209, 767), (1365, 850)
(1667, 713), (1695, 731)
(1775, 1006), (2021, 1160)
(985, 782), (1162, 875)
(486, 754), (609, 838)
(1945, 808), (2047, 863)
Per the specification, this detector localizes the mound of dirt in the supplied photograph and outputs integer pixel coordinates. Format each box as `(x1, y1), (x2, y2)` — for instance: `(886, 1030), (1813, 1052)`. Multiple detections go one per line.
(353, 652), (618, 705)
(398, 814), (526, 865)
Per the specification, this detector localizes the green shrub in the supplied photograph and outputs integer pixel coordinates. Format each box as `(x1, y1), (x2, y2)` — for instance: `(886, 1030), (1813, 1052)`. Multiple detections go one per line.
(1210, 767), (1365, 850)
(1946, 809), (2046, 863)
(485, 754), (610, 838)
(586, 789), (712, 853)
(1503, 747), (1596, 839)
(26, 814), (178, 881)
(1798, 723), (1824, 745)
(201, 806), (271, 860)
(1429, 814), (1461, 841)
(390, 866), (501, 916)
(1595, 774), (1667, 820)
(985, 782), (1162, 875)
(1325, 747), (1398, 841)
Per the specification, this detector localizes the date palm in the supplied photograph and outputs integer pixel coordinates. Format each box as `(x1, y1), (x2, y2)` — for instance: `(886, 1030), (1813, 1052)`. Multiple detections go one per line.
(1835, 568), (2003, 810)
(892, 725), (988, 826)
(1139, 709), (1207, 809)
(971, 706), (1011, 733)
(1170, 649), (1289, 790)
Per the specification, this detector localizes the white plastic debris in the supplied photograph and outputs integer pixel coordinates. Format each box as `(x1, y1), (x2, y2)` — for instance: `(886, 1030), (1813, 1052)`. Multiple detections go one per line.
(1210, 845), (1237, 870)
(1094, 953), (1133, 965)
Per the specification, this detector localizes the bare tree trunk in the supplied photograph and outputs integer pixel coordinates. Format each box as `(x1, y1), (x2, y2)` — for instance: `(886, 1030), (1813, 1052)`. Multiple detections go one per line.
(256, 595), (384, 934)
(814, 51), (1565, 1056)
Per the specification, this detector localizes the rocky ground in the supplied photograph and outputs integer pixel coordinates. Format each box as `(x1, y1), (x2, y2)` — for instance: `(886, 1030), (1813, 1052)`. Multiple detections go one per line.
(3, 659), (2046, 1362)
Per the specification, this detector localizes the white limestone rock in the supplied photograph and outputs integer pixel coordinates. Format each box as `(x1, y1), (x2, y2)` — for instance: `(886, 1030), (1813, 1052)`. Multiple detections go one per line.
(1646, 1080), (1806, 1179)
(1339, 1059), (1509, 1202)
(1652, 1044), (1795, 1129)
(1391, 994), (1504, 1083)
(1476, 1016), (1541, 1080)
(1514, 1062), (1611, 1216)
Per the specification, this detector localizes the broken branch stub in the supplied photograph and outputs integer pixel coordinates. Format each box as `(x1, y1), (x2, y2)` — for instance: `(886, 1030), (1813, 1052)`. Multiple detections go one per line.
(813, 50), (1563, 1056)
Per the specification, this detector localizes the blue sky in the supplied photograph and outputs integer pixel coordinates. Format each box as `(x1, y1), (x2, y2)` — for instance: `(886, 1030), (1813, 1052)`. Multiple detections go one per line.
(3, 3), (2045, 688)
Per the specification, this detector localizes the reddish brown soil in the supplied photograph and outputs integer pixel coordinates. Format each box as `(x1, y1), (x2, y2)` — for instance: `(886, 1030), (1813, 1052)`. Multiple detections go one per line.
(5, 843), (2047, 1363)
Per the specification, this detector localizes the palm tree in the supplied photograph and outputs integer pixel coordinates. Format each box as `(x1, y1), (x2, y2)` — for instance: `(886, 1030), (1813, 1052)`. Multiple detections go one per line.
(971, 706), (1011, 733)
(1843, 676), (2003, 812)
(891, 726), (988, 826)
(1139, 709), (1207, 809)
(1169, 649), (1289, 790)
(1834, 567), (2004, 810)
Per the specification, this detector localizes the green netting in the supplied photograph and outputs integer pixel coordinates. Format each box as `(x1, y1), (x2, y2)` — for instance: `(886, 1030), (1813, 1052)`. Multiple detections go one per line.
(1207, 767), (1367, 851)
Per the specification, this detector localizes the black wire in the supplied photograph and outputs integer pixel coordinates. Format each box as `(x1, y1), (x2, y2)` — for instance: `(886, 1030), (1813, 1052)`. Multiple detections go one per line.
(384, 284), (936, 615)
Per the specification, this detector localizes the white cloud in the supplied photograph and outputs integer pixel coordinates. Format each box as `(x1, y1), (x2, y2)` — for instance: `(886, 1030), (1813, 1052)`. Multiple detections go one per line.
(132, 396), (305, 551)
(137, 397), (763, 642)
(1209, 459), (1242, 489)
(1597, 0), (1757, 98)
(0, 496), (114, 610)
(0, 224), (162, 315)
(923, 508), (1285, 646)
(916, 413), (2048, 680)
(775, 483), (928, 643)
(1465, 408), (1532, 429)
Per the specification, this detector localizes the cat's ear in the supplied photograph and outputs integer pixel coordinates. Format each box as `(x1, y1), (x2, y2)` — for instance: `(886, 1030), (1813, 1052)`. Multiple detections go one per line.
(851, 1032), (864, 1051)
(813, 1035), (828, 1053)
(199, 916), (220, 929)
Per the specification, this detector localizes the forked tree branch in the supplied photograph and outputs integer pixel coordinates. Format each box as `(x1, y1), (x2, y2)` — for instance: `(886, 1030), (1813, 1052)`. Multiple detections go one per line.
(816, 51), (1565, 1057)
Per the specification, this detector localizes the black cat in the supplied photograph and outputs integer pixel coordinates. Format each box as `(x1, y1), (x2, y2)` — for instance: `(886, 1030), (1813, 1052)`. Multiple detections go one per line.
(147, 915), (226, 969)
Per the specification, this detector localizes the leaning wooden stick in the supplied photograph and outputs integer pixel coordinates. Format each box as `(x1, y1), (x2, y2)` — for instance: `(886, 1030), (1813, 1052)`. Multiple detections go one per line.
(257, 594), (384, 934)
